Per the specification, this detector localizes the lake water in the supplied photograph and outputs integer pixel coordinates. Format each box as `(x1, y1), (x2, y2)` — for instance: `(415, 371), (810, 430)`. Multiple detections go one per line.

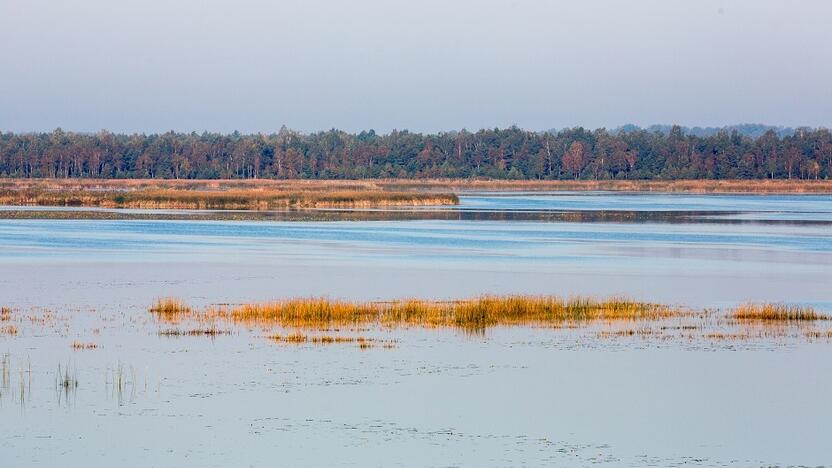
(1, 192), (831, 466)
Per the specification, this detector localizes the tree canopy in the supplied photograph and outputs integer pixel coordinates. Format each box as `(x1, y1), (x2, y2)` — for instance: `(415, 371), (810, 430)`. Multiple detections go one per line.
(0, 126), (830, 180)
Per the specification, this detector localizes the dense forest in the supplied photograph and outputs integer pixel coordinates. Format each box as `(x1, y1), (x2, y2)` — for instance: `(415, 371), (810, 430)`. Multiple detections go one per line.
(0, 126), (830, 180)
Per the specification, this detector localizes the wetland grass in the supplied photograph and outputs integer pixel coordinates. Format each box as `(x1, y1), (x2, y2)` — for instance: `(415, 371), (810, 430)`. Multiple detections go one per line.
(224, 296), (675, 330)
(158, 327), (232, 337)
(1, 354), (9, 394)
(10, 359), (31, 406)
(804, 330), (832, 340)
(106, 362), (138, 405)
(0, 182), (458, 210)
(56, 363), (78, 390)
(730, 304), (827, 322)
(267, 333), (387, 348)
(149, 297), (193, 321)
(269, 331), (311, 343)
(382, 178), (832, 194)
(5, 178), (830, 196)
(145, 297), (832, 344)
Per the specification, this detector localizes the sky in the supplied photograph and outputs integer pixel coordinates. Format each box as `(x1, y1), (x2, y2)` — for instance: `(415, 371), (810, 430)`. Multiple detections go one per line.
(1, 0), (831, 134)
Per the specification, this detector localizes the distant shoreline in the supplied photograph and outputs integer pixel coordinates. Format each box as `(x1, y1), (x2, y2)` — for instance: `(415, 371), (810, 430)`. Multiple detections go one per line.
(380, 178), (832, 194)
(1, 178), (831, 196)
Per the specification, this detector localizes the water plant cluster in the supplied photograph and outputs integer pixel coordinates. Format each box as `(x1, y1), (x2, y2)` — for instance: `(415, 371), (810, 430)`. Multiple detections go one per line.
(143, 297), (832, 346)
(730, 303), (827, 321)
(268, 333), (393, 349)
(150, 296), (674, 331)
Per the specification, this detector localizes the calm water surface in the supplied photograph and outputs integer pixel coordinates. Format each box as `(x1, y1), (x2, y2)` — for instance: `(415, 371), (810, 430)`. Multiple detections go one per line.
(1, 192), (831, 466)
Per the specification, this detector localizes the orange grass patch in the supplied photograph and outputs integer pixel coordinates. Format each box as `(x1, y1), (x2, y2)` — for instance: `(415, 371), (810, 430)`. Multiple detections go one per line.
(210, 296), (676, 330)
(730, 304), (827, 321)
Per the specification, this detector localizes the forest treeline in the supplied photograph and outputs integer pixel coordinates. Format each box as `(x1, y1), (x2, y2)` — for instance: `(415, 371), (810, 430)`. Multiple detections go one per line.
(1, 126), (830, 180)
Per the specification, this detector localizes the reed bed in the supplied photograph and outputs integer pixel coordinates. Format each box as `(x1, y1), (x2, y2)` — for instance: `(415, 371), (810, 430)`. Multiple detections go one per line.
(3, 178), (830, 195)
(216, 296), (675, 330)
(382, 178), (832, 194)
(0, 178), (387, 192)
(730, 304), (827, 322)
(145, 297), (832, 345)
(0, 186), (458, 210)
(0, 307), (10, 321)
(0, 325), (18, 336)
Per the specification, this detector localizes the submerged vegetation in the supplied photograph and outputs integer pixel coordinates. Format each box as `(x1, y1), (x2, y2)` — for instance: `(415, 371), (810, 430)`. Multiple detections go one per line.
(107, 362), (137, 406)
(267, 333), (392, 349)
(158, 327), (232, 337)
(1, 354), (9, 396)
(1, 355), (31, 406)
(56, 363), (78, 391)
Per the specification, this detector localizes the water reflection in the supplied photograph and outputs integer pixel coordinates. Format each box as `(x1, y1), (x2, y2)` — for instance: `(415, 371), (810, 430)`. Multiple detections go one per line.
(4, 206), (832, 226)
(2, 192), (831, 225)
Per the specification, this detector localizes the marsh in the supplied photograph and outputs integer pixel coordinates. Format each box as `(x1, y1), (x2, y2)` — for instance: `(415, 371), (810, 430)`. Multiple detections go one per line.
(1, 191), (831, 466)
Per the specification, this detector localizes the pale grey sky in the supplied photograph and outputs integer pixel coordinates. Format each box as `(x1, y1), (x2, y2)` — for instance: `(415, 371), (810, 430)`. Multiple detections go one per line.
(1, 0), (830, 133)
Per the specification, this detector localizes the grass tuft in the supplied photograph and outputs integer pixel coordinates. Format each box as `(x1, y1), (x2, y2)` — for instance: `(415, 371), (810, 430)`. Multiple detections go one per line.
(149, 297), (192, 320)
(71, 341), (97, 350)
(56, 363), (78, 390)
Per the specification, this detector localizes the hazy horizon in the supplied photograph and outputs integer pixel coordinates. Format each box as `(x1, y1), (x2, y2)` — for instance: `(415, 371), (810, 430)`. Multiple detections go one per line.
(0, 123), (820, 137)
(2, 0), (831, 134)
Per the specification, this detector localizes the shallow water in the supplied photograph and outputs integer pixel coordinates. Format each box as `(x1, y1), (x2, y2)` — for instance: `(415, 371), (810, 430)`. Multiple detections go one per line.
(1, 193), (830, 310)
(1, 192), (831, 466)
